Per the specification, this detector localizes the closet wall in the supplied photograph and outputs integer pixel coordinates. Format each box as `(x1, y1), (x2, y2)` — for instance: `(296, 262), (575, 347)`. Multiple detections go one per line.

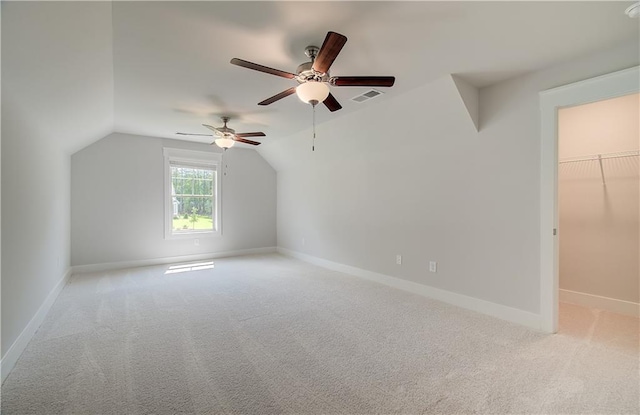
(558, 93), (639, 308)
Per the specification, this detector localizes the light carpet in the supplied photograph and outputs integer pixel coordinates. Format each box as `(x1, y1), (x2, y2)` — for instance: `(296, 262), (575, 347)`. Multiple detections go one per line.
(1, 254), (638, 414)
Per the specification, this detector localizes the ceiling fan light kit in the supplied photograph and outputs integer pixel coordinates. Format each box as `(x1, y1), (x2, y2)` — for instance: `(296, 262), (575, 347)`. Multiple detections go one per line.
(214, 136), (235, 149)
(179, 31), (396, 151)
(296, 81), (330, 105)
(229, 31), (396, 151)
(176, 116), (265, 150)
(230, 31), (396, 113)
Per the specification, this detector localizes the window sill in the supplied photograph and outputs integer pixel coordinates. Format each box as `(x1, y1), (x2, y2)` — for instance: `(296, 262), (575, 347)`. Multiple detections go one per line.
(165, 230), (222, 240)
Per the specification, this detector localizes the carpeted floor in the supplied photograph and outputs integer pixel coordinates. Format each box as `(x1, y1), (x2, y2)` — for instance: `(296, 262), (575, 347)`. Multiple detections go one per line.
(1, 253), (638, 414)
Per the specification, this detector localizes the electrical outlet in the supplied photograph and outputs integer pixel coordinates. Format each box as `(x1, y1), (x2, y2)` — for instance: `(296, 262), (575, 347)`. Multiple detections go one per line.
(194, 239), (200, 246)
(396, 254), (402, 265)
(429, 261), (437, 273)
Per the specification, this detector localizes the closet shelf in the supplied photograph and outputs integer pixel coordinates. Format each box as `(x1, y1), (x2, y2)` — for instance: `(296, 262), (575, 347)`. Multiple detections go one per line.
(559, 150), (639, 164)
(558, 150), (639, 186)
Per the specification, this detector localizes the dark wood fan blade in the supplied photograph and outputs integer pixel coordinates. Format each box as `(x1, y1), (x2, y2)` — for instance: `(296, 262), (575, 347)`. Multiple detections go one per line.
(176, 132), (213, 136)
(230, 58), (296, 79)
(312, 31), (347, 74)
(332, 76), (396, 87)
(258, 87), (297, 106)
(323, 93), (342, 112)
(236, 132), (266, 138)
(233, 137), (261, 146)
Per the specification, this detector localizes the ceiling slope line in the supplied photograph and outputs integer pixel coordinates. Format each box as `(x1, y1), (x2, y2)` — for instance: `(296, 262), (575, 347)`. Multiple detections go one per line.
(451, 75), (480, 132)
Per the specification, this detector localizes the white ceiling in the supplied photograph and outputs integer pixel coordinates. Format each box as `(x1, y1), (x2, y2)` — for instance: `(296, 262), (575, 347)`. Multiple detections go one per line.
(108, 1), (638, 147)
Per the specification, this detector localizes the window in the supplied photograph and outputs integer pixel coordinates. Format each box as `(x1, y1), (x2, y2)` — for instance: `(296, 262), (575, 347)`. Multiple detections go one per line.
(171, 166), (215, 232)
(164, 148), (222, 238)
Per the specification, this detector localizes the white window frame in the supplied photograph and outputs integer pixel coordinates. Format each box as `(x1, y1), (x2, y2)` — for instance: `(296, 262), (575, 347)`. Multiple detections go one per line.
(164, 148), (222, 239)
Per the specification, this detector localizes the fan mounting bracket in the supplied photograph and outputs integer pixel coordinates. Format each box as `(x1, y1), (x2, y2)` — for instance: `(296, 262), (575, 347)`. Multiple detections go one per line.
(304, 45), (319, 60)
(217, 116), (235, 135)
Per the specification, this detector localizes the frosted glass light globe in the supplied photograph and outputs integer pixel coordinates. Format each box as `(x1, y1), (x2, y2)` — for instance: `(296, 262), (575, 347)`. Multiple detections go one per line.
(214, 137), (235, 149)
(625, 2), (639, 18)
(296, 81), (330, 105)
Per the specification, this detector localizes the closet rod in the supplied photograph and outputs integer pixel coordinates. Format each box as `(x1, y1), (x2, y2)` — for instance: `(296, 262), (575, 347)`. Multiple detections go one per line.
(558, 150), (639, 165)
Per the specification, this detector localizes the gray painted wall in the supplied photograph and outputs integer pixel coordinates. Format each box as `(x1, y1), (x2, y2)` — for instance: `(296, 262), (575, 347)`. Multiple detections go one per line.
(259, 41), (639, 315)
(71, 133), (277, 266)
(2, 2), (114, 357)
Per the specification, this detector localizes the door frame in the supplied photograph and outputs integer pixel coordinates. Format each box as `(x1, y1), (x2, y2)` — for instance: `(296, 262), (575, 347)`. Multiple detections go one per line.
(539, 66), (639, 333)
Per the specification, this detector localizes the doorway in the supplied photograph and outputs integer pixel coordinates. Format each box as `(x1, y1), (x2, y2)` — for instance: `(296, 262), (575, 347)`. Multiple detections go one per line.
(539, 66), (639, 333)
(557, 94), (639, 325)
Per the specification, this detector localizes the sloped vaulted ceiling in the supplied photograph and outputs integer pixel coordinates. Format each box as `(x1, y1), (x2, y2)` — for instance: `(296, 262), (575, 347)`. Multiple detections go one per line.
(3, 1), (639, 156)
(3, 1), (114, 155)
(110, 1), (638, 154)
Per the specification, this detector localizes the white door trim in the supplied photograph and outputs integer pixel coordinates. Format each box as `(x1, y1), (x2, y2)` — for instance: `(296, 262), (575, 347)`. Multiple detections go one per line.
(539, 66), (639, 333)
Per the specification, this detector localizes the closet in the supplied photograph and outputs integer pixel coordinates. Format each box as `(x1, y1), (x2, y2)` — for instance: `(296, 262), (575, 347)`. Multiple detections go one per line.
(558, 93), (639, 316)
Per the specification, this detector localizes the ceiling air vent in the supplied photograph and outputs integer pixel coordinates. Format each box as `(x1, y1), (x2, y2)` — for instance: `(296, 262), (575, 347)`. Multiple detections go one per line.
(351, 89), (383, 103)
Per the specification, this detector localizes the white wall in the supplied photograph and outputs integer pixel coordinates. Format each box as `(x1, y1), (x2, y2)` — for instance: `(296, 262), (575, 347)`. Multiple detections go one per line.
(558, 94), (639, 159)
(260, 40), (639, 316)
(2, 2), (114, 359)
(71, 133), (277, 266)
(558, 94), (639, 303)
(0, 2), (3, 375)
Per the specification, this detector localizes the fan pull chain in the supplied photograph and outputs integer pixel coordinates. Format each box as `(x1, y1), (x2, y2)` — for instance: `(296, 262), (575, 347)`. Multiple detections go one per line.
(312, 103), (316, 152)
(221, 153), (228, 176)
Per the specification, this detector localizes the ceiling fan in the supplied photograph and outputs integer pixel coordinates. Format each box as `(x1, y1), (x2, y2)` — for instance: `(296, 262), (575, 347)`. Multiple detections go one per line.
(230, 31), (395, 112)
(176, 116), (265, 150)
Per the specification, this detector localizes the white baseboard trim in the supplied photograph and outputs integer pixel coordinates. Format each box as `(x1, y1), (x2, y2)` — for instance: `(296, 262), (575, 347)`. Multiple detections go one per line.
(1, 267), (73, 384)
(560, 289), (639, 317)
(278, 247), (543, 331)
(71, 246), (277, 274)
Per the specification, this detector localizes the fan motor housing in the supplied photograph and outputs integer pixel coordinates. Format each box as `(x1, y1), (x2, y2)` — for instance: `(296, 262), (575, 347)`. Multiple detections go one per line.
(296, 61), (313, 75)
(296, 61), (330, 84)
